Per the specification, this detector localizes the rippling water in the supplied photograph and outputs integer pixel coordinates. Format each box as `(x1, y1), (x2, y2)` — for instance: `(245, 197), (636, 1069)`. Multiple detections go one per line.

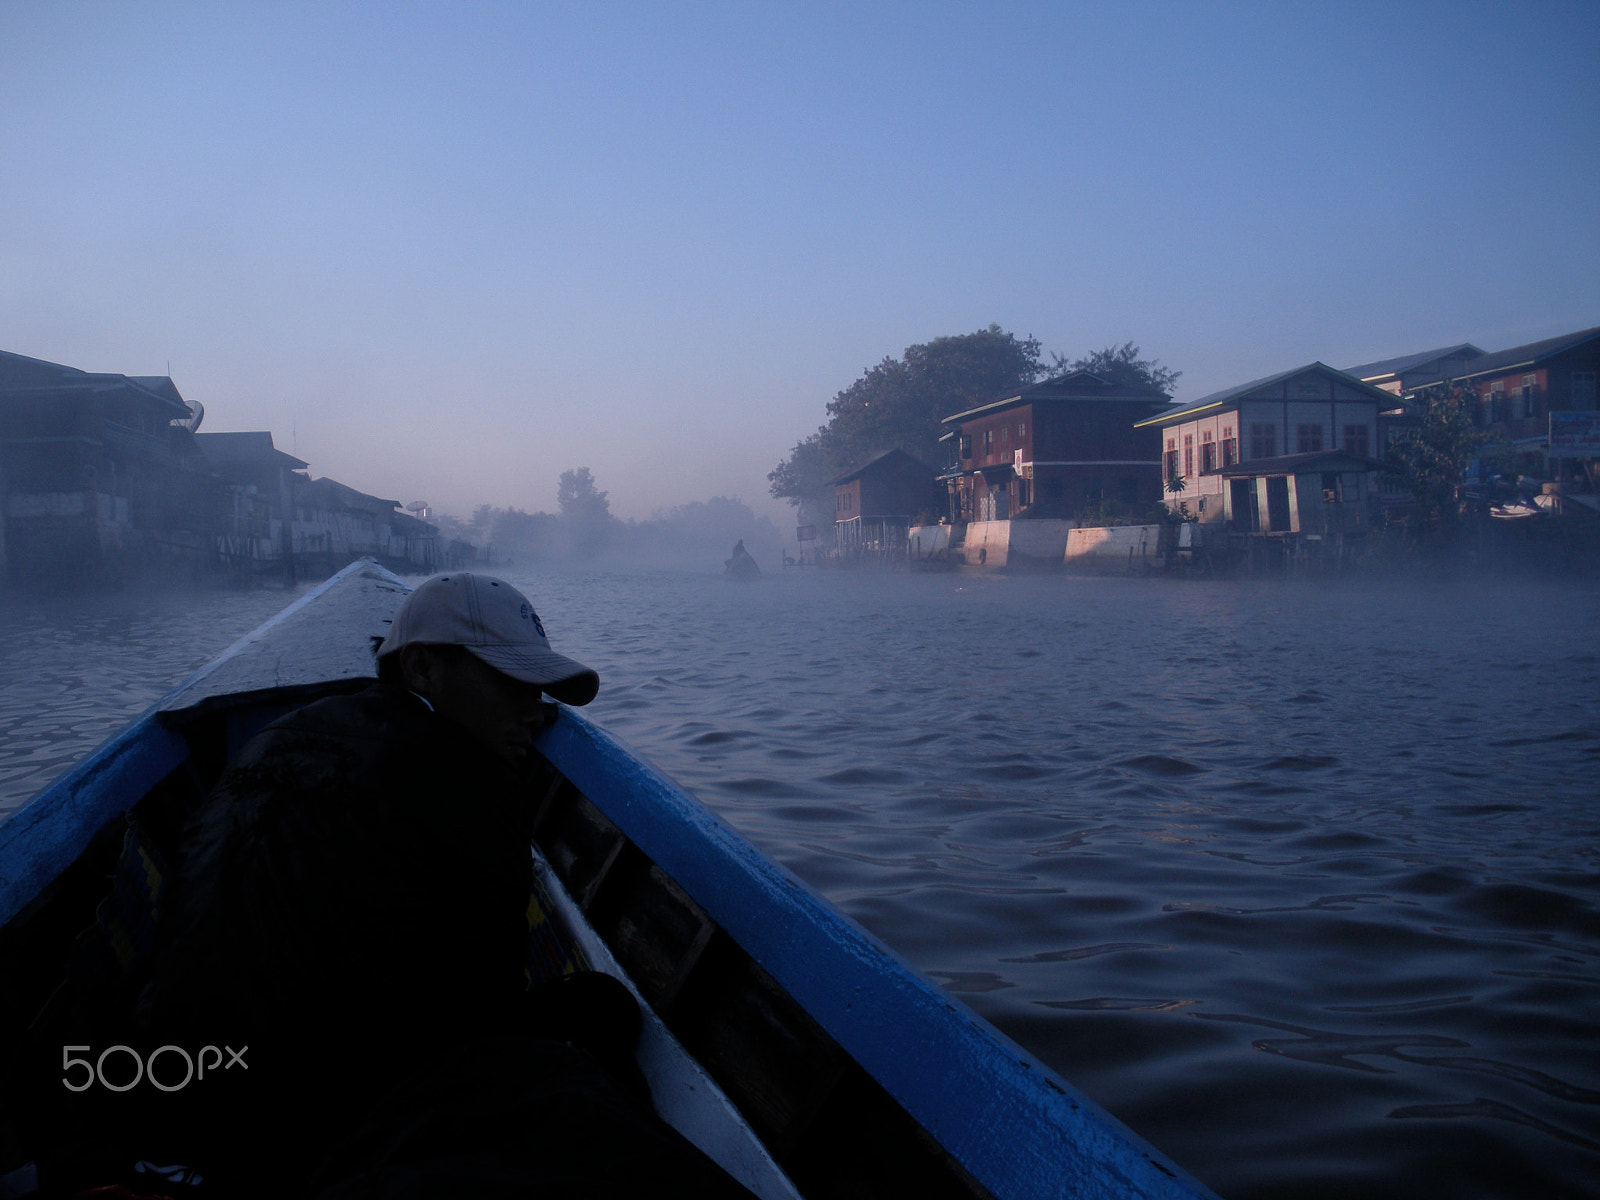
(0, 586), (308, 815)
(3, 567), (1598, 1199)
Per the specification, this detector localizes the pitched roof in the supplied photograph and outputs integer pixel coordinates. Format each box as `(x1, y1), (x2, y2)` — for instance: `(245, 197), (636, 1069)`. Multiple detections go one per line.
(297, 475), (401, 513)
(1417, 325), (1600, 385)
(196, 430), (309, 470)
(1134, 363), (1395, 427)
(1341, 343), (1484, 381)
(943, 371), (1169, 424)
(0, 350), (191, 419)
(827, 447), (931, 487)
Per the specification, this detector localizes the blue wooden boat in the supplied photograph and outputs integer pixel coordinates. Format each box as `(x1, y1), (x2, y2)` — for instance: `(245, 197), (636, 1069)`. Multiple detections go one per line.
(0, 561), (1218, 1200)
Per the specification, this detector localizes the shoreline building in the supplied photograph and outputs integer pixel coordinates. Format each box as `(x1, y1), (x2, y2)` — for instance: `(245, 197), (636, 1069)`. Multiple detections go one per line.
(938, 371), (1170, 568)
(828, 449), (941, 565)
(941, 371), (1172, 525)
(2, 349), (447, 587)
(0, 350), (211, 585)
(1343, 325), (1600, 500)
(1414, 327), (1598, 489)
(1134, 363), (1393, 559)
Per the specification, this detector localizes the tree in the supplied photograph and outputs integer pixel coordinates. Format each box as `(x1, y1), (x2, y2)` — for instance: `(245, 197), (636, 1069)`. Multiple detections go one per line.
(557, 467), (616, 556)
(633, 496), (783, 566)
(490, 506), (562, 558)
(765, 431), (841, 521)
(557, 467), (612, 524)
(1050, 342), (1180, 395)
(769, 325), (1045, 515)
(1385, 384), (1496, 542)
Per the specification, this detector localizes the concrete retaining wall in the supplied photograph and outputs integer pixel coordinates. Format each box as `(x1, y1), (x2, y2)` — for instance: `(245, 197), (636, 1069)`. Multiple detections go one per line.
(1064, 524), (1166, 572)
(962, 519), (1074, 568)
(907, 525), (951, 560)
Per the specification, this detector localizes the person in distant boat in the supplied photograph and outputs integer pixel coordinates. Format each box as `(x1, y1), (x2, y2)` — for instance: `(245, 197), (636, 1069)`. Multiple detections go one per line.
(724, 539), (760, 580)
(105, 573), (753, 1198)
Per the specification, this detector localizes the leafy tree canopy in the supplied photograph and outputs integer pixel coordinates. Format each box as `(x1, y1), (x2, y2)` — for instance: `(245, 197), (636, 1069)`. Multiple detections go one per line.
(1385, 384), (1497, 540)
(557, 467), (613, 525)
(1049, 342), (1180, 395)
(769, 325), (1045, 515)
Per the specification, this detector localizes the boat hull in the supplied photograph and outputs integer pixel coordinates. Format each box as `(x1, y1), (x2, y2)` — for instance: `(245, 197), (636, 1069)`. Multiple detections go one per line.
(0, 560), (1218, 1200)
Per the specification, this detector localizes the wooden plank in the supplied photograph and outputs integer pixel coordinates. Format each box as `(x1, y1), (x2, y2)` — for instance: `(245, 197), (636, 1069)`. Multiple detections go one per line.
(534, 790), (627, 910)
(584, 849), (717, 1011)
(530, 854), (803, 1200)
(667, 932), (849, 1160)
(0, 713), (188, 929)
(157, 560), (405, 717)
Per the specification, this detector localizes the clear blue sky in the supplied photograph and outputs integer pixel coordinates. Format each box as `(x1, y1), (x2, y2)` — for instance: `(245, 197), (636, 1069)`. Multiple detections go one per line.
(3, 1), (1596, 531)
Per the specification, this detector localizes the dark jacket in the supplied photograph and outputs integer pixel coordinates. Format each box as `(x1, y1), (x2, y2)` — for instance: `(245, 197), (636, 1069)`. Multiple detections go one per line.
(138, 683), (541, 1182)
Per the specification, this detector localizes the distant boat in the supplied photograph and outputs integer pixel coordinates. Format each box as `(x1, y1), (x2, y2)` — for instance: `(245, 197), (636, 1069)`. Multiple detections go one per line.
(0, 560), (1217, 1200)
(724, 540), (761, 581)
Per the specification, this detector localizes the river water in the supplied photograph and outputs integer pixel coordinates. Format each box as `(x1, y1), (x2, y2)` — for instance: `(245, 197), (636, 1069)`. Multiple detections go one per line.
(2, 566), (1597, 1199)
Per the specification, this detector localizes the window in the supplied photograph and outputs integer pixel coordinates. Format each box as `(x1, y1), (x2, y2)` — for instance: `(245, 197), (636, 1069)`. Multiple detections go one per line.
(1488, 382), (1507, 423)
(1183, 434), (1194, 477)
(959, 434), (972, 460)
(1000, 425), (1011, 444)
(1200, 430), (1216, 473)
(1017, 421), (1027, 439)
(1574, 372), (1597, 408)
(1343, 424), (1369, 458)
(1222, 425), (1237, 467)
(983, 429), (993, 454)
(1165, 438), (1178, 481)
(1521, 375), (1537, 419)
(1296, 424), (1323, 454)
(1251, 423), (1276, 459)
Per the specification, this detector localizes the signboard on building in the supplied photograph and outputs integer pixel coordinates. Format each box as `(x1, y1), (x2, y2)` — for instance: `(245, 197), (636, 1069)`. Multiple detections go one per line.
(796, 525), (817, 542)
(1549, 412), (1600, 458)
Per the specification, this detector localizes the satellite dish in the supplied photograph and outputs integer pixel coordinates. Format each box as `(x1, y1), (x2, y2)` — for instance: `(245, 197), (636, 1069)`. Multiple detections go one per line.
(406, 501), (430, 516)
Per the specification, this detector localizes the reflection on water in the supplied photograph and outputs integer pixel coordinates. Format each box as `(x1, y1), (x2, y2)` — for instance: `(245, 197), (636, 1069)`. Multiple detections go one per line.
(3, 568), (1598, 1199)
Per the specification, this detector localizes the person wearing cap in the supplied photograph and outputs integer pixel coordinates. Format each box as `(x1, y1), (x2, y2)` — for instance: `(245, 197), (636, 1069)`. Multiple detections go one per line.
(113, 574), (751, 1198)
(373, 571), (599, 763)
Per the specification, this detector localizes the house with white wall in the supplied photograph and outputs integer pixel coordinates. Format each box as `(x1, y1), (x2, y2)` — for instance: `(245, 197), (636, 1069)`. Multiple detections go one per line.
(1134, 363), (1395, 538)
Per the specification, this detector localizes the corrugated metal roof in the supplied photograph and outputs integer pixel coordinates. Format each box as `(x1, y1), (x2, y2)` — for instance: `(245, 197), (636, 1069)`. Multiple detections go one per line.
(827, 447), (931, 486)
(942, 371), (1169, 424)
(196, 430), (309, 470)
(1135, 363), (1394, 427)
(298, 475), (401, 512)
(1341, 343), (1483, 381)
(0, 351), (191, 419)
(1408, 325), (1600, 386)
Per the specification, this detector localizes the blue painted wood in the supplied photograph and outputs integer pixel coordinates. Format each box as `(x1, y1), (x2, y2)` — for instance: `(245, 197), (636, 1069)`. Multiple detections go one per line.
(2, 559), (1219, 1199)
(1, 560), (396, 929)
(536, 709), (1220, 1200)
(0, 712), (188, 928)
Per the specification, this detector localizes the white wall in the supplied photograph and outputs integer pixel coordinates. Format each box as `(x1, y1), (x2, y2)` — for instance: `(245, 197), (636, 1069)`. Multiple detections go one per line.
(962, 519), (1074, 567)
(1064, 524), (1166, 571)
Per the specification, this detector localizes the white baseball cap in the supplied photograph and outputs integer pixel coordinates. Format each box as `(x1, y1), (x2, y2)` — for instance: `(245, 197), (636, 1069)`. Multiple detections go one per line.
(377, 573), (599, 705)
